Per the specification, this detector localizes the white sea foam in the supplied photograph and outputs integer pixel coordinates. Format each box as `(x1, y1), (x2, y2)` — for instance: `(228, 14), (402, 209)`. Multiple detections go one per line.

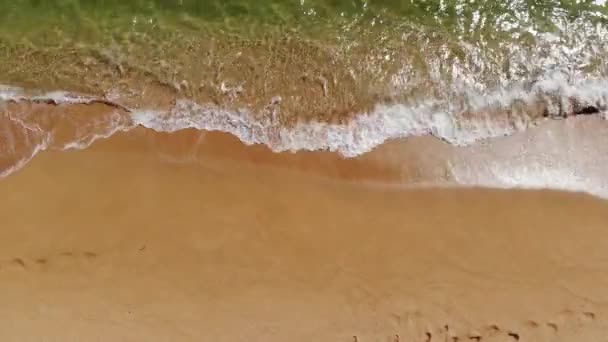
(0, 137), (50, 178)
(0, 88), (133, 178)
(0, 85), (24, 101)
(30, 91), (101, 105)
(131, 74), (608, 157)
(61, 111), (134, 150)
(2, 74), (608, 198)
(131, 100), (516, 157)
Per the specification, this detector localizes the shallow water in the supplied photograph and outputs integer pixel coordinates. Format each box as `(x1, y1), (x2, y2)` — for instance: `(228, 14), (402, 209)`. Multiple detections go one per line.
(2, 1), (608, 194)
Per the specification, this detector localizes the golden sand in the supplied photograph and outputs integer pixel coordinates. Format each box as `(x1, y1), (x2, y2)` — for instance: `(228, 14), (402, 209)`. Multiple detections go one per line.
(0, 125), (607, 341)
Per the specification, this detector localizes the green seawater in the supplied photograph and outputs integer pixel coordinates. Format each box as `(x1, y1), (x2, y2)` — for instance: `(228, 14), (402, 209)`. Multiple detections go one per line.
(2, 0), (607, 38)
(1, 1), (608, 119)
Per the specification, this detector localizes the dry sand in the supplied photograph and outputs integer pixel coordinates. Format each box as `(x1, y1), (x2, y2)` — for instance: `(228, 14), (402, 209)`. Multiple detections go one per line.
(0, 126), (607, 341)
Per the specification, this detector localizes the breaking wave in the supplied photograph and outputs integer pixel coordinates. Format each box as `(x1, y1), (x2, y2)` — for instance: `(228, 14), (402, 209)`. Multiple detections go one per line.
(133, 73), (608, 157)
(1, 73), (608, 197)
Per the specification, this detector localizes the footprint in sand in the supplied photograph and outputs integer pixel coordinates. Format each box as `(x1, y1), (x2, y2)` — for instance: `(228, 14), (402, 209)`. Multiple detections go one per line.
(0, 257), (27, 272)
(82, 251), (98, 260)
(34, 258), (49, 267)
(423, 322), (529, 341)
(11, 258), (26, 269)
(477, 324), (520, 341)
(481, 310), (599, 341)
(552, 308), (598, 332)
(420, 324), (486, 342)
(53, 250), (100, 268)
(0, 250), (100, 272)
(468, 333), (482, 342)
(375, 307), (601, 342)
(519, 320), (557, 340)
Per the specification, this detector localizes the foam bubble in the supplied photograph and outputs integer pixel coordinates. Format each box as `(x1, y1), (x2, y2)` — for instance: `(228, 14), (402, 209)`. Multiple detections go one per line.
(0, 85), (24, 101)
(3, 74), (608, 198)
(0, 92), (134, 177)
(132, 74), (608, 157)
(30, 91), (100, 105)
(0, 137), (50, 178)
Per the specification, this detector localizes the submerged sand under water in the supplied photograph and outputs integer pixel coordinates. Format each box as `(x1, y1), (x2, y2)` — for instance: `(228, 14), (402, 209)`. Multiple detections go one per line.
(0, 114), (608, 341)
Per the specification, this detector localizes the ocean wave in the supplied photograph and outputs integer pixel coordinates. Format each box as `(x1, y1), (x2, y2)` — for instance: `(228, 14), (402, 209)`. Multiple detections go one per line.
(3, 75), (608, 157)
(1, 75), (608, 197)
(0, 90), (133, 178)
(132, 73), (608, 157)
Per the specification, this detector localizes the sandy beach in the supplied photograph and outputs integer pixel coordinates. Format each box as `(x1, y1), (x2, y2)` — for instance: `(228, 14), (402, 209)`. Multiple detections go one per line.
(0, 126), (607, 341)
(3, 1), (608, 340)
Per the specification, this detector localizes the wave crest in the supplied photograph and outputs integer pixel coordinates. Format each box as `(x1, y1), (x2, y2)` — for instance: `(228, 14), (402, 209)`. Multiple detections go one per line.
(132, 74), (608, 157)
(1, 75), (608, 198)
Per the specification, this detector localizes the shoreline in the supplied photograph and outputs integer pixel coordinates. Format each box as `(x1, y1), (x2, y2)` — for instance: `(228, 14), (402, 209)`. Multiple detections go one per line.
(3, 2), (608, 340)
(3, 97), (608, 198)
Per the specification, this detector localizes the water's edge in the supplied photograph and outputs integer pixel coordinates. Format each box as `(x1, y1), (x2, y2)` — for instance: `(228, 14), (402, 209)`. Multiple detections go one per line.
(2, 83), (608, 199)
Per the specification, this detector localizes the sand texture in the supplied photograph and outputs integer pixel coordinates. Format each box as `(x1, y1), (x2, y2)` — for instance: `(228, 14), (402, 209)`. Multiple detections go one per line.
(0, 126), (607, 341)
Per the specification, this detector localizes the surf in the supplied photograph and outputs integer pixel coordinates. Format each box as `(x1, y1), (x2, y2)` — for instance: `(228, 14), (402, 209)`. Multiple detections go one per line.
(2, 79), (608, 198)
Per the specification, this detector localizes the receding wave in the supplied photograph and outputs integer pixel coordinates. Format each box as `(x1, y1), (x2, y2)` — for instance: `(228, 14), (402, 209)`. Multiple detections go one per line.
(2, 76), (608, 198)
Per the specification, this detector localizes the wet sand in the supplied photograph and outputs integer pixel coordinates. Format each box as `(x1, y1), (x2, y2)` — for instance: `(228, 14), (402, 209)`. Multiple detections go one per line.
(0, 128), (607, 341)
